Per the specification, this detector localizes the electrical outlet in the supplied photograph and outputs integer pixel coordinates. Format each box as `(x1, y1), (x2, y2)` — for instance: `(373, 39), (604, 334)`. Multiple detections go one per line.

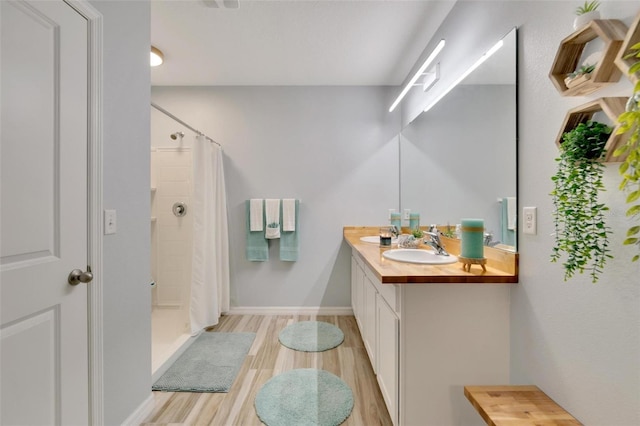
(403, 209), (411, 220)
(104, 209), (117, 235)
(523, 207), (537, 235)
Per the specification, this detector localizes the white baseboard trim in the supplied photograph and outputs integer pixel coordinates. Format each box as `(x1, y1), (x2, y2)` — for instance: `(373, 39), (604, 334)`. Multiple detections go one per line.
(121, 393), (155, 426)
(227, 306), (353, 316)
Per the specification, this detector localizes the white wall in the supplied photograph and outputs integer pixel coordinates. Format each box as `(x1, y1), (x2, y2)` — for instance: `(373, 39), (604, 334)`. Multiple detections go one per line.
(513, 4), (639, 424)
(408, 2), (639, 424)
(89, 1), (152, 424)
(151, 86), (400, 309)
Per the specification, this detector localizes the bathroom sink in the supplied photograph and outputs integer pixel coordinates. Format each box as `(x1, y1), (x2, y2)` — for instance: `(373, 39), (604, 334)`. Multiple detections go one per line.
(382, 249), (458, 265)
(360, 236), (398, 244)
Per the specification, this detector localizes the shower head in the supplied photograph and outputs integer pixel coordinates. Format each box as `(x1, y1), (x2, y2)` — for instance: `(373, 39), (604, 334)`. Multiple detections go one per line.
(170, 131), (185, 140)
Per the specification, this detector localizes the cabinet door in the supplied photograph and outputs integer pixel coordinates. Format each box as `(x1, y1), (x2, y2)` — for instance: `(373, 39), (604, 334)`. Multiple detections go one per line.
(352, 257), (365, 330)
(363, 275), (377, 372)
(351, 256), (358, 319)
(377, 293), (399, 426)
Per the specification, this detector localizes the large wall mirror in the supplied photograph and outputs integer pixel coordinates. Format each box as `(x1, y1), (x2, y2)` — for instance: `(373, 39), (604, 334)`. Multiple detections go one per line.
(400, 27), (518, 251)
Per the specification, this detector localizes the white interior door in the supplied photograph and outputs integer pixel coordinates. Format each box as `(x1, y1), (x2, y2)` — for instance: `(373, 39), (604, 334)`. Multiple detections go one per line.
(1, 1), (90, 424)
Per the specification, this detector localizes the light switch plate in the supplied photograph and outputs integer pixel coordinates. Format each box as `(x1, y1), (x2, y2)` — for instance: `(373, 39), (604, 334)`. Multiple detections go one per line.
(104, 209), (117, 235)
(523, 206), (537, 235)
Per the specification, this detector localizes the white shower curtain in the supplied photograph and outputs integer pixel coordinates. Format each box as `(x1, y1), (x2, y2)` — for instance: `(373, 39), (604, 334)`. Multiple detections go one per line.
(190, 135), (230, 335)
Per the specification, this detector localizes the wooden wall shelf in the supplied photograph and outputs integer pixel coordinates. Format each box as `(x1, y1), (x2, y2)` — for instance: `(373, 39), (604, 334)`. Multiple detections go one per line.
(615, 11), (640, 84)
(555, 97), (629, 163)
(549, 19), (628, 96)
(464, 386), (582, 425)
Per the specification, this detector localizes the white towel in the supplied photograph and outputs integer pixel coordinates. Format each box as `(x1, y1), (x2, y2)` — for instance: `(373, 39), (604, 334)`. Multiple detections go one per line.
(282, 199), (296, 232)
(265, 199), (281, 239)
(250, 199), (264, 232)
(507, 197), (517, 230)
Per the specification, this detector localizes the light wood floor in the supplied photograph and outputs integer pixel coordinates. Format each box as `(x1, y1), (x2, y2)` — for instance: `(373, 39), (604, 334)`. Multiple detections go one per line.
(142, 315), (393, 426)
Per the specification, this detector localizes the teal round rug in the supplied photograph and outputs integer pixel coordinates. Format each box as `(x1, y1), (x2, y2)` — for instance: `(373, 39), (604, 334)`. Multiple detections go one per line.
(278, 321), (344, 352)
(255, 368), (354, 426)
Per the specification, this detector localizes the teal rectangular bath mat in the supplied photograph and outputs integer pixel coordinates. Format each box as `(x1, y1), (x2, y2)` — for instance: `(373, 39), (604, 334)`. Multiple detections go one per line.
(152, 331), (255, 392)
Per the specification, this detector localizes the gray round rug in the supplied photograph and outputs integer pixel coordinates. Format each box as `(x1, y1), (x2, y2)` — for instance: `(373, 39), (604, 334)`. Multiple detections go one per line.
(278, 321), (344, 352)
(255, 368), (353, 426)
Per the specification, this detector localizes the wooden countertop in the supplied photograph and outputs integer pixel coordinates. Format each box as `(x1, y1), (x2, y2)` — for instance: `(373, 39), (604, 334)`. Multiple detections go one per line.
(344, 226), (518, 284)
(464, 385), (582, 425)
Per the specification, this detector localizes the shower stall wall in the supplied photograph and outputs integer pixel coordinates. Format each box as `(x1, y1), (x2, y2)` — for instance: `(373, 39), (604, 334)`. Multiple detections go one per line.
(150, 146), (193, 372)
(150, 102), (229, 377)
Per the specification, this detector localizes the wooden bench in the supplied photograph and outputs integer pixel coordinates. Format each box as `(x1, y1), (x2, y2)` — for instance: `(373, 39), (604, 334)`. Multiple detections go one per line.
(464, 385), (583, 425)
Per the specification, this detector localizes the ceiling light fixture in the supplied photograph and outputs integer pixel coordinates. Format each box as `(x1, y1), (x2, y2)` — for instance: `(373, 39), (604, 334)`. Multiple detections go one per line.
(423, 39), (504, 113)
(150, 46), (164, 67)
(388, 39), (446, 113)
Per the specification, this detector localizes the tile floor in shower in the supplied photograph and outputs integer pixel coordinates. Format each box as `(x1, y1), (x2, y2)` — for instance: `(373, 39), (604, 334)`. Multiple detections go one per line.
(151, 306), (191, 374)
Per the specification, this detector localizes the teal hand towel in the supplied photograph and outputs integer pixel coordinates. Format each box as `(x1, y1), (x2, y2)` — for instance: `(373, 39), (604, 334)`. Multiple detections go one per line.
(280, 199), (299, 261)
(501, 197), (516, 246)
(246, 200), (268, 261)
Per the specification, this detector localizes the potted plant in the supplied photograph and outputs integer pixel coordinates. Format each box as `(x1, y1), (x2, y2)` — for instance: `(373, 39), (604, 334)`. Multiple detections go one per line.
(441, 223), (456, 239)
(551, 120), (613, 282)
(615, 41), (640, 262)
(564, 63), (596, 88)
(411, 228), (424, 239)
(574, 1), (601, 30)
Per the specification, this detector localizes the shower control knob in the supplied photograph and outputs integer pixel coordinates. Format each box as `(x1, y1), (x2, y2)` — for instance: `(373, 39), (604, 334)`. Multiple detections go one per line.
(68, 266), (93, 286)
(173, 202), (187, 217)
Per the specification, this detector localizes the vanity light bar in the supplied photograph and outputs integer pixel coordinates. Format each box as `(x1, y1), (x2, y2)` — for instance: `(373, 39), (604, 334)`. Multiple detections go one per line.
(422, 63), (440, 92)
(423, 39), (504, 113)
(388, 39), (446, 113)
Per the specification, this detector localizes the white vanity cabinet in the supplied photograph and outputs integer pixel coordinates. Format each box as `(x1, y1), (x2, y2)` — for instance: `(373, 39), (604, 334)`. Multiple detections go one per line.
(350, 249), (510, 426)
(351, 252), (400, 425)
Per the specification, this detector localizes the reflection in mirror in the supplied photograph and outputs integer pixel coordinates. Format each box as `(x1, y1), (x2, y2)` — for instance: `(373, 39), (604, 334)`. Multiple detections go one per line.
(400, 28), (517, 251)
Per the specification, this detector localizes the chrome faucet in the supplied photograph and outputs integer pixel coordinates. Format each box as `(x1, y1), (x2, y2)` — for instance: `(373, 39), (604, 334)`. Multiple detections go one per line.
(424, 231), (449, 256)
(484, 232), (501, 247)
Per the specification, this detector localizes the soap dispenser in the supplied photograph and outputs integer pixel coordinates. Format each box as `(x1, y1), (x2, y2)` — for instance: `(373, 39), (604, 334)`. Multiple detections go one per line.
(390, 212), (401, 231)
(409, 213), (420, 230)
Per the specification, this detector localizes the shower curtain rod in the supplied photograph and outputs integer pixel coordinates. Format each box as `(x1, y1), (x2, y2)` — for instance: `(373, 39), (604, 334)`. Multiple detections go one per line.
(151, 102), (221, 147)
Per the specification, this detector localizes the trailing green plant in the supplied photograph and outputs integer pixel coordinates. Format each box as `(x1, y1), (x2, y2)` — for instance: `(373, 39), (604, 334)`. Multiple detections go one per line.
(575, 0), (600, 15)
(551, 120), (613, 282)
(614, 41), (640, 262)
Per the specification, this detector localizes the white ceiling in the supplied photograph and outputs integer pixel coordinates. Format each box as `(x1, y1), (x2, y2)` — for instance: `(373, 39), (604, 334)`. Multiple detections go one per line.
(150, 0), (457, 86)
